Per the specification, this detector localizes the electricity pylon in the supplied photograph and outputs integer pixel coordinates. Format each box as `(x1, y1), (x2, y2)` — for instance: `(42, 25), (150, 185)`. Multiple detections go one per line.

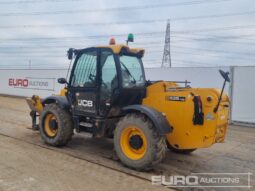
(161, 19), (171, 68)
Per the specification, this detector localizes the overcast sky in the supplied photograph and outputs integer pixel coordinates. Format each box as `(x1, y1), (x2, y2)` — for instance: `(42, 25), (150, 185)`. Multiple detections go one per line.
(0, 0), (254, 68)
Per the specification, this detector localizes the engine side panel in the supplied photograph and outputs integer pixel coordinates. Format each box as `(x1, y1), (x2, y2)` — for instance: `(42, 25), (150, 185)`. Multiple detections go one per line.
(142, 82), (229, 149)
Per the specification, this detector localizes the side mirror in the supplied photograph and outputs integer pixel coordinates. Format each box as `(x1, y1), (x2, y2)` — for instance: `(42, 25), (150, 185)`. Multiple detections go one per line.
(58, 78), (68, 85)
(219, 70), (230, 82)
(67, 48), (74, 60)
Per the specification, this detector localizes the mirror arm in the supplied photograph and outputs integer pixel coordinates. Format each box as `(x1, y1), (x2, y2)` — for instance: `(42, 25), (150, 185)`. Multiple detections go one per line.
(214, 79), (226, 113)
(65, 81), (69, 87)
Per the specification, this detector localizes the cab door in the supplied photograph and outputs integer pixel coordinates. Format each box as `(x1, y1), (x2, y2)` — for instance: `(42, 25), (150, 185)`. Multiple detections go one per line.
(98, 49), (119, 117)
(68, 48), (99, 117)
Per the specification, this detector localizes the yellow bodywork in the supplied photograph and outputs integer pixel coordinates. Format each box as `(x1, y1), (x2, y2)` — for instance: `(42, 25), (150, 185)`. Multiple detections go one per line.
(97, 44), (144, 56)
(26, 95), (43, 113)
(143, 82), (229, 149)
(59, 88), (67, 96)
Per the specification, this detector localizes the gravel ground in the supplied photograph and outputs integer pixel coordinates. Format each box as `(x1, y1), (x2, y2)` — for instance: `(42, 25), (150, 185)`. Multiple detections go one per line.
(0, 134), (169, 191)
(0, 96), (254, 191)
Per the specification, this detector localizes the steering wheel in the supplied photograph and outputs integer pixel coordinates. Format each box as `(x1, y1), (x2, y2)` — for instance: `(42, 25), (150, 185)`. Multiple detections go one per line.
(219, 70), (230, 82)
(89, 73), (96, 83)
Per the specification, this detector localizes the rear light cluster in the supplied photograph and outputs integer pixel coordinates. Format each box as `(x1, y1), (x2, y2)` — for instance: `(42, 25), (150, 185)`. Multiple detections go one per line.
(193, 96), (204, 125)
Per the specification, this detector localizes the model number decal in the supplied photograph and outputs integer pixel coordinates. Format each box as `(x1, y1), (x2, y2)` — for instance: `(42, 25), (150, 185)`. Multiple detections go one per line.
(77, 99), (93, 107)
(167, 96), (186, 102)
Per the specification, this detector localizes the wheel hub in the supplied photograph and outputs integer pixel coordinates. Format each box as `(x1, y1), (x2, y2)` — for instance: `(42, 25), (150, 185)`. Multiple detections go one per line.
(44, 113), (58, 137)
(120, 126), (147, 160)
(129, 135), (143, 150)
(49, 119), (58, 130)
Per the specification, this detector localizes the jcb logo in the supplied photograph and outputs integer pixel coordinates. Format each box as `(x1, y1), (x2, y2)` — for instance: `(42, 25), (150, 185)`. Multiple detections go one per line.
(77, 99), (93, 107)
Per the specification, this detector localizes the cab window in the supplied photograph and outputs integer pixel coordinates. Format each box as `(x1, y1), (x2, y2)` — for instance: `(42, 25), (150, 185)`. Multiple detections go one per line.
(71, 50), (97, 87)
(101, 51), (117, 91)
(119, 55), (145, 88)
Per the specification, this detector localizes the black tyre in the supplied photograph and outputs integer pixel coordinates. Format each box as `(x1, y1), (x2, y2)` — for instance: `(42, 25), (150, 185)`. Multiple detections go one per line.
(114, 113), (166, 170)
(166, 141), (196, 154)
(39, 103), (73, 146)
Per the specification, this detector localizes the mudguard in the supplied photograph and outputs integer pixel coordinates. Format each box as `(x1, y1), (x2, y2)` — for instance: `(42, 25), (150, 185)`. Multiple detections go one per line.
(42, 96), (70, 110)
(123, 105), (172, 135)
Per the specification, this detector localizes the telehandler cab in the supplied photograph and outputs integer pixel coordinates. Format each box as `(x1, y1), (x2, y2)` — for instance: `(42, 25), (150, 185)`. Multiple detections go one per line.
(27, 36), (230, 170)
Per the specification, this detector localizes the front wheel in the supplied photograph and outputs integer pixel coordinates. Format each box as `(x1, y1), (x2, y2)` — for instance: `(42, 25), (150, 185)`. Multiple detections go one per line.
(114, 113), (166, 170)
(39, 103), (73, 146)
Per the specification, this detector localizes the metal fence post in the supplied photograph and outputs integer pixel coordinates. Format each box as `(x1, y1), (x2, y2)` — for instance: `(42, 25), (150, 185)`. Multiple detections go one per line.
(229, 66), (235, 124)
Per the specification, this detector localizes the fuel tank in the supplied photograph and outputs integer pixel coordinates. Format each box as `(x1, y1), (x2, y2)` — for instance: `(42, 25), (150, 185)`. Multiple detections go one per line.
(142, 81), (229, 150)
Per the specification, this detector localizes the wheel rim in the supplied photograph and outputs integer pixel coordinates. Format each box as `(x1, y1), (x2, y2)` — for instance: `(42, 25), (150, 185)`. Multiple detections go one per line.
(44, 113), (58, 137)
(120, 125), (147, 160)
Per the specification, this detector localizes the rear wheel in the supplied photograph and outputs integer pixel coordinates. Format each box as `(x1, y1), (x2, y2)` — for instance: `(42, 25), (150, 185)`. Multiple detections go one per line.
(167, 141), (196, 154)
(39, 103), (73, 146)
(114, 113), (166, 170)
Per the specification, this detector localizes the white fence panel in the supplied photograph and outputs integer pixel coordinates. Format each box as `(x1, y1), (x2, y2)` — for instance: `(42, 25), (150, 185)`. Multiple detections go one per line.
(0, 69), (68, 98)
(145, 67), (230, 90)
(231, 67), (255, 124)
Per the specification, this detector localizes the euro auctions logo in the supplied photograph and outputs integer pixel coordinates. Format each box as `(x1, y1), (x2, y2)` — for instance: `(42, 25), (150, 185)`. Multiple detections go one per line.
(8, 77), (55, 91)
(152, 173), (252, 188)
(9, 78), (29, 87)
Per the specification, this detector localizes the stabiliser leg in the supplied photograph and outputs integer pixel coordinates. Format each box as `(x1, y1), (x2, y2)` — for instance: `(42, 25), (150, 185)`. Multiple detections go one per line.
(30, 111), (39, 131)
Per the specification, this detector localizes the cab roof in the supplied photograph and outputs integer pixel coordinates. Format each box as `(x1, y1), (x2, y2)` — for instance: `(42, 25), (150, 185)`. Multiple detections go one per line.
(97, 44), (145, 57)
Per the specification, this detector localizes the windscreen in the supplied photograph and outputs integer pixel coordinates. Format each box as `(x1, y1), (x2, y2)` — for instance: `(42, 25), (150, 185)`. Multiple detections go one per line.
(119, 55), (145, 88)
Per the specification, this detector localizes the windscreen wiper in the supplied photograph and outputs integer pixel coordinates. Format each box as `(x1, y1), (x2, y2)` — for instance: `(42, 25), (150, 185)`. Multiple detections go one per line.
(120, 62), (136, 84)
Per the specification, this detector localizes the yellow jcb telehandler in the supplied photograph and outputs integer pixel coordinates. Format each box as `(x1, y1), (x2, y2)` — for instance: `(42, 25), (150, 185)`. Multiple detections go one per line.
(27, 36), (230, 170)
